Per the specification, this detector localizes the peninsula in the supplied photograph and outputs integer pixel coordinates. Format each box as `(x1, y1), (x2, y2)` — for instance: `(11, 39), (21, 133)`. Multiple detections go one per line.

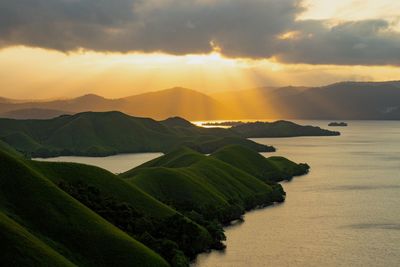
(0, 141), (309, 266)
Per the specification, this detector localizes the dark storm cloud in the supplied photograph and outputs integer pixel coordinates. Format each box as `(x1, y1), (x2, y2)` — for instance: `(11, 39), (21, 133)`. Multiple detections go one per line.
(276, 19), (400, 66)
(0, 0), (141, 51)
(0, 0), (300, 53)
(0, 0), (399, 66)
(130, 0), (301, 56)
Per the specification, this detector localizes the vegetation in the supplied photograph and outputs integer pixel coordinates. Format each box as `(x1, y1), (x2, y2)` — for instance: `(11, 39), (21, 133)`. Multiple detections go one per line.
(0, 143), (169, 267)
(0, 111), (273, 157)
(212, 145), (309, 182)
(0, 141), (309, 266)
(57, 181), (208, 265)
(0, 211), (75, 267)
(122, 145), (309, 223)
(231, 120), (340, 138)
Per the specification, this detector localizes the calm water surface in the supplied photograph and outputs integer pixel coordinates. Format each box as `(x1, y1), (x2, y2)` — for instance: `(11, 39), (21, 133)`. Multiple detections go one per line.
(194, 121), (400, 267)
(34, 152), (162, 173)
(35, 121), (400, 266)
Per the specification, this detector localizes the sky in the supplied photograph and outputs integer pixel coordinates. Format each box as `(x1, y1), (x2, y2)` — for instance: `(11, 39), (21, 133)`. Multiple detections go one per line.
(0, 0), (399, 99)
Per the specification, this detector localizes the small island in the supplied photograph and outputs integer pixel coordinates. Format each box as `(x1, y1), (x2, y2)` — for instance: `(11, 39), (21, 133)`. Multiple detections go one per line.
(202, 121), (244, 127)
(328, 122), (348, 127)
(231, 120), (341, 138)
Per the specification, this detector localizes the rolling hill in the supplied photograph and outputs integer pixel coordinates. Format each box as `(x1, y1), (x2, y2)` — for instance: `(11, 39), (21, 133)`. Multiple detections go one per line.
(0, 111), (273, 157)
(1, 141), (309, 266)
(0, 142), (170, 267)
(121, 145), (309, 223)
(0, 141), (215, 266)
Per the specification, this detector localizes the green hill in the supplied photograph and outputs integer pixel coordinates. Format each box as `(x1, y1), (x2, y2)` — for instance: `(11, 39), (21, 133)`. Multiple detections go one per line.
(0, 139), (23, 158)
(122, 146), (309, 224)
(0, 142), (309, 266)
(212, 145), (309, 182)
(0, 141), (218, 266)
(0, 145), (169, 266)
(30, 161), (176, 218)
(0, 111), (273, 157)
(0, 211), (75, 267)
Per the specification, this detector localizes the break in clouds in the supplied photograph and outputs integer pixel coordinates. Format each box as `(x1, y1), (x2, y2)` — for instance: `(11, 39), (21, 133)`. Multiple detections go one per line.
(1, 0), (399, 66)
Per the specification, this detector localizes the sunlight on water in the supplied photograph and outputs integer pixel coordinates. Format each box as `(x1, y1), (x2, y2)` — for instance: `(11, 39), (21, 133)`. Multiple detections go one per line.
(34, 153), (163, 173)
(34, 121), (400, 266)
(193, 120), (400, 267)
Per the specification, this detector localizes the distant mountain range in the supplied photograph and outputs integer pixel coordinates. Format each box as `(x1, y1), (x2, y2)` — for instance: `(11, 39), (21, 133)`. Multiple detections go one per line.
(214, 81), (400, 120)
(300, 81), (400, 120)
(0, 87), (229, 120)
(1, 81), (400, 120)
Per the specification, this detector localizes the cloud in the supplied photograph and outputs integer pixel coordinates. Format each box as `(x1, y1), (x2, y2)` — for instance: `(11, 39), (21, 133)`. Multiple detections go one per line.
(276, 19), (400, 65)
(0, 0), (399, 66)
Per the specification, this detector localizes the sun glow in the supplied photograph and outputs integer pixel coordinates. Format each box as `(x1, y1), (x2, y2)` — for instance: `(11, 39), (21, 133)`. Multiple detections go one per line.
(300, 0), (400, 22)
(0, 46), (266, 99)
(1, 46), (400, 106)
(278, 31), (302, 40)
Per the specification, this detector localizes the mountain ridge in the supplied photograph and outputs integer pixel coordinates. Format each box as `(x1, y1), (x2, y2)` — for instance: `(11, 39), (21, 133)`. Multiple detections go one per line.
(1, 81), (400, 120)
(0, 87), (228, 120)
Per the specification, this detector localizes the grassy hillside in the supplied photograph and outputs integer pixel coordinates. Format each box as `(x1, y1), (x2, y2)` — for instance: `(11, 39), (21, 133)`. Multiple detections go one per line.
(30, 161), (176, 218)
(0, 111), (273, 157)
(0, 142), (309, 266)
(0, 211), (75, 267)
(0, 141), (216, 266)
(0, 139), (23, 158)
(212, 145), (309, 182)
(122, 146), (309, 224)
(0, 146), (169, 266)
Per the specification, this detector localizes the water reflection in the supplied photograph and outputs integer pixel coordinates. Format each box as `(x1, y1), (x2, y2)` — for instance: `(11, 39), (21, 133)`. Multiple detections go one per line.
(194, 120), (400, 267)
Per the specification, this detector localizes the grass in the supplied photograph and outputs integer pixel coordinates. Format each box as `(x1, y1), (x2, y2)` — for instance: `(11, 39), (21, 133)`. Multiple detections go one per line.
(0, 211), (75, 267)
(31, 161), (176, 218)
(212, 145), (309, 182)
(0, 111), (273, 157)
(0, 141), (309, 266)
(122, 145), (309, 223)
(0, 145), (169, 266)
